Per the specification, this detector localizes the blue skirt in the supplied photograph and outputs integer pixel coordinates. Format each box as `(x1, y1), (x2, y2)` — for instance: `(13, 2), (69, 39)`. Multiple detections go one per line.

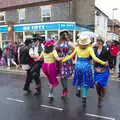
(73, 57), (94, 88)
(94, 67), (109, 87)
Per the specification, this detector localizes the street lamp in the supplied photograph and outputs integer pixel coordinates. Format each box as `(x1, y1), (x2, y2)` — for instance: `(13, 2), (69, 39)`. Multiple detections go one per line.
(112, 8), (118, 19)
(112, 8), (118, 34)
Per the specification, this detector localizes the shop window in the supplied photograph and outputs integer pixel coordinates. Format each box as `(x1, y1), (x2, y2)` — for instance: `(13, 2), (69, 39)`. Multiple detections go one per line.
(18, 8), (25, 23)
(25, 31), (45, 40)
(47, 31), (58, 41)
(0, 12), (6, 25)
(15, 32), (23, 43)
(2, 33), (8, 41)
(1, 33), (9, 49)
(41, 5), (51, 22)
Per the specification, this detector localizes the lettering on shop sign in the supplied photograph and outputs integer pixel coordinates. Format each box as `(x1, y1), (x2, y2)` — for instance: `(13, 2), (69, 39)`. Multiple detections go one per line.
(23, 25), (45, 31)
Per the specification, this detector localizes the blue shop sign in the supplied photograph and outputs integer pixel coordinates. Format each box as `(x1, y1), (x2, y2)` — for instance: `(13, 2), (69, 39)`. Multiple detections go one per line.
(76, 25), (91, 31)
(14, 23), (76, 32)
(14, 23), (59, 32)
(0, 26), (8, 32)
(59, 23), (75, 30)
(14, 23), (90, 32)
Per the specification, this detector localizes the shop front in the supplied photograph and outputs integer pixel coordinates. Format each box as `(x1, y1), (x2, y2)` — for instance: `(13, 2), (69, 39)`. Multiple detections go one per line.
(0, 25), (8, 48)
(13, 22), (91, 43)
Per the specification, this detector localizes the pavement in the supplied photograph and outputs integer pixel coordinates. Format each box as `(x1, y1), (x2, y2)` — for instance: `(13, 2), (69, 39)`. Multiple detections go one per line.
(0, 70), (120, 120)
(0, 66), (25, 74)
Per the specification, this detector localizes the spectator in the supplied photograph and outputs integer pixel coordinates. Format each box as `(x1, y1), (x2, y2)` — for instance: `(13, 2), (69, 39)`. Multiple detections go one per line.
(4, 43), (18, 69)
(110, 41), (119, 70)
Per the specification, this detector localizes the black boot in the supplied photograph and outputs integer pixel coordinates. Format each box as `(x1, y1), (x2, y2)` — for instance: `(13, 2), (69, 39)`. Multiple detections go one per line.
(34, 87), (41, 96)
(82, 97), (87, 107)
(23, 88), (31, 95)
(98, 96), (103, 108)
(76, 90), (81, 98)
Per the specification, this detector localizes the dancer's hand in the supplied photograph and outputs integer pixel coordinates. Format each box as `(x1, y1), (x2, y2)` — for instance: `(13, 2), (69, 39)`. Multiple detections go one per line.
(104, 62), (109, 66)
(56, 57), (64, 61)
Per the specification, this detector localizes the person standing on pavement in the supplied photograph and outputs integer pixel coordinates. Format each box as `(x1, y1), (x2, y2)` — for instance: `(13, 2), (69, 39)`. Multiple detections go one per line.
(62, 35), (107, 107)
(35, 40), (63, 100)
(4, 43), (18, 69)
(94, 39), (110, 107)
(55, 31), (75, 97)
(110, 41), (119, 70)
(28, 34), (44, 95)
(116, 45), (120, 79)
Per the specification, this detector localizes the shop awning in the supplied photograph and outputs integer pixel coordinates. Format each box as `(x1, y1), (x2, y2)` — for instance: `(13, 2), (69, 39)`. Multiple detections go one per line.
(0, 25), (8, 32)
(13, 22), (91, 32)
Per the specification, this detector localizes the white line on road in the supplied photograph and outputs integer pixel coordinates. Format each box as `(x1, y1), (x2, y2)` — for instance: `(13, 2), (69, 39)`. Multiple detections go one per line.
(86, 113), (115, 120)
(40, 105), (64, 111)
(6, 97), (24, 103)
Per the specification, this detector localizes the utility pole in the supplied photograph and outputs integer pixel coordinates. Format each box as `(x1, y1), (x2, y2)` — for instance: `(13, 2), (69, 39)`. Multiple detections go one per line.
(112, 8), (118, 33)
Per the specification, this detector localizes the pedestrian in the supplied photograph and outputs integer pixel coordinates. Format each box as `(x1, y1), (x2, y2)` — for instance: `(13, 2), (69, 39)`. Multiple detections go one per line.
(94, 39), (110, 107)
(4, 43), (18, 69)
(110, 41), (119, 70)
(20, 38), (32, 94)
(62, 35), (107, 107)
(28, 34), (44, 95)
(55, 31), (75, 97)
(35, 40), (63, 100)
(116, 50), (120, 79)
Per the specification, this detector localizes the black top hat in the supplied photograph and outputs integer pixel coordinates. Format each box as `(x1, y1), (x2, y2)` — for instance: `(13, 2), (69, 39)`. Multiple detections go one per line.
(32, 34), (45, 43)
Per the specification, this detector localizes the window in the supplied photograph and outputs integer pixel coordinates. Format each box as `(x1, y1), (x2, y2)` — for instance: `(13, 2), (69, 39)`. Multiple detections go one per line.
(41, 5), (51, 22)
(2, 33), (8, 41)
(18, 8), (25, 23)
(0, 12), (6, 25)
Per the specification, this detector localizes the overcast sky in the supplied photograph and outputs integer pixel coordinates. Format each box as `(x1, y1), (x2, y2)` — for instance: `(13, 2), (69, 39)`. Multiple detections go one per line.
(95, 0), (120, 20)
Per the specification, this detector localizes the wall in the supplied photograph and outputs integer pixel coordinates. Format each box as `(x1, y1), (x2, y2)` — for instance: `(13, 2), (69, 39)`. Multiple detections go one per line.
(72, 0), (95, 26)
(95, 12), (108, 41)
(51, 2), (72, 22)
(6, 10), (18, 23)
(25, 6), (41, 23)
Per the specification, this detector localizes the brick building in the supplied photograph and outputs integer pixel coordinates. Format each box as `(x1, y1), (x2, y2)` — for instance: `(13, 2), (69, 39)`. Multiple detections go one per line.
(107, 19), (120, 41)
(0, 0), (95, 48)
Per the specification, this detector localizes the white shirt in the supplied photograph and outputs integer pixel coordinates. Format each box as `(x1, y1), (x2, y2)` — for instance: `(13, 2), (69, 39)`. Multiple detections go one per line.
(29, 46), (39, 56)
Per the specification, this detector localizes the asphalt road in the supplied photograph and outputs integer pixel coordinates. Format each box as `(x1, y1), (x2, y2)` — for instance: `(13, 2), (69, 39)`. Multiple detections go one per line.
(0, 72), (120, 120)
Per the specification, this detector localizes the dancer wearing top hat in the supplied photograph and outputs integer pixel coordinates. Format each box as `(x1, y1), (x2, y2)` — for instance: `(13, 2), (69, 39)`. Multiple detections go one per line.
(62, 35), (108, 107)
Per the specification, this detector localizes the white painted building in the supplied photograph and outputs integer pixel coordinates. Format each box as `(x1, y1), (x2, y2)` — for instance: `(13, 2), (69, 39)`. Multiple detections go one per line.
(94, 6), (108, 41)
(107, 32), (119, 41)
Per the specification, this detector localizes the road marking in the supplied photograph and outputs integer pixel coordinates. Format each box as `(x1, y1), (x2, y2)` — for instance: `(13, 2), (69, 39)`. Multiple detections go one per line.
(40, 105), (64, 111)
(110, 79), (120, 82)
(86, 113), (115, 120)
(6, 97), (24, 103)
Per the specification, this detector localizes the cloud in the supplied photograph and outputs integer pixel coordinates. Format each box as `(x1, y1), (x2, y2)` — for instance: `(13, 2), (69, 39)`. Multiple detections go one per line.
(95, 0), (120, 20)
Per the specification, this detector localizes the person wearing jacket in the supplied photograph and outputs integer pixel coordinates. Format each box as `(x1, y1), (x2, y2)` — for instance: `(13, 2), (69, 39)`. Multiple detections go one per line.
(20, 38), (32, 94)
(110, 42), (119, 69)
(28, 34), (44, 95)
(94, 39), (110, 107)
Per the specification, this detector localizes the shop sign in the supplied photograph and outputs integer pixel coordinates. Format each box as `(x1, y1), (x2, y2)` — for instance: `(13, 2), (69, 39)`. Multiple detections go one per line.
(14, 23), (90, 32)
(0, 26), (8, 32)
(14, 23), (59, 32)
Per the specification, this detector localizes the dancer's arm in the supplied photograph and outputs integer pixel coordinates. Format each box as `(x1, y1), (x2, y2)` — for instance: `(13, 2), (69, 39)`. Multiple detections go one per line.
(62, 47), (77, 62)
(53, 50), (63, 61)
(89, 47), (107, 65)
(34, 52), (43, 61)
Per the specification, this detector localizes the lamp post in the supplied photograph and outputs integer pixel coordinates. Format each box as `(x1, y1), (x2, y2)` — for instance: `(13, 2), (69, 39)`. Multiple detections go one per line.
(112, 8), (118, 32)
